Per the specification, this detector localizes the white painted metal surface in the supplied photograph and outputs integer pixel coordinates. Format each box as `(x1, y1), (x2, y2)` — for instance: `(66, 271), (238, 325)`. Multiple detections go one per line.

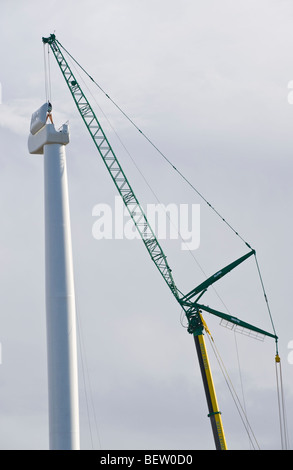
(28, 121), (69, 154)
(28, 114), (80, 450)
(29, 102), (48, 135)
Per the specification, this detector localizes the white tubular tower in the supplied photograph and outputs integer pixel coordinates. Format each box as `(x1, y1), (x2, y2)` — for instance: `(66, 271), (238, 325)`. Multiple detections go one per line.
(28, 103), (80, 450)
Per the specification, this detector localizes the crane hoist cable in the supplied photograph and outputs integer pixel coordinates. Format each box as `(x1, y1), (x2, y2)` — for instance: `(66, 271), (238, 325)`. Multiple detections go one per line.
(43, 43), (52, 104)
(56, 38), (253, 250)
(53, 36), (279, 358)
(43, 43), (49, 102)
(66, 47), (241, 320)
(205, 330), (260, 450)
(200, 311), (260, 449)
(275, 354), (289, 449)
(42, 33), (284, 449)
(233, 332), (251, 449)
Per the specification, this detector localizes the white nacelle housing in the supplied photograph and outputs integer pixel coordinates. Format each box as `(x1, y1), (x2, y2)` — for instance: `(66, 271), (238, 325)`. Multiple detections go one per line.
(28, 123), (70, 155)
(30, 102), (48, 135)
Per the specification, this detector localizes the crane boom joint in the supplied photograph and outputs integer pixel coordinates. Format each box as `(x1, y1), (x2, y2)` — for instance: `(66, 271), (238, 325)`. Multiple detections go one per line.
(185, 307), (204, 336)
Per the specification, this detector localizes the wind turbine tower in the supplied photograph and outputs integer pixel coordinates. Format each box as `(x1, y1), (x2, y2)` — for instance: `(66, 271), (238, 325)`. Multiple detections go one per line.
(28, 103), (80, 450)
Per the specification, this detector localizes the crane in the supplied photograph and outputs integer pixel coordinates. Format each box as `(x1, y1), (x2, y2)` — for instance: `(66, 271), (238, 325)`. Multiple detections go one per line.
(42, 33), (279, 450)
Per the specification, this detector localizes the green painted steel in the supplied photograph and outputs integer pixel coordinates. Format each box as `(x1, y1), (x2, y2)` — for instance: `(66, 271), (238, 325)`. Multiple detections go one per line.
(196, 303), (278, 340)
(43, 33), (280, 451)
(42, 33), (277, 343)
(42, 34), (179, 301)
(181, 250), (255, 303)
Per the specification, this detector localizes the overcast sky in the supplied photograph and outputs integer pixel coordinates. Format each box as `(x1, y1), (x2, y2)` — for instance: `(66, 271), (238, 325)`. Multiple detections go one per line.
(0, 0), (292, 450)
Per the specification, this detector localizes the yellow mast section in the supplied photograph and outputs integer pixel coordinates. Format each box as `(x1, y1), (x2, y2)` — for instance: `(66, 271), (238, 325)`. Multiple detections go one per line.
(197, 333), (227, 450)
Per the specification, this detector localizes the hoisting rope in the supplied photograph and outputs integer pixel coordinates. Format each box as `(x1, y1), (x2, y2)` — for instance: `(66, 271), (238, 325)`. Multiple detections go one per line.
(50, 38), (286, 446)
(61, 37), (278, 344)
(275, 354), (289, 449)
(56, 39), (254, 251)
(54, 40), (274, 289)
(43, 43), (49, 102)
(43, 42), (52, 104)
(54, 42), (274, 265)
(204, 324), (260, 450)
(233, 332), (252, 449)
(253, 252), (288, 449)
(254, 254), (278, 347)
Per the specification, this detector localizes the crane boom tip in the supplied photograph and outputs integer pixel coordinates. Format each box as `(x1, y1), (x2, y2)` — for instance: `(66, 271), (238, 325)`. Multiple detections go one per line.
(42, 34), (56, 44)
